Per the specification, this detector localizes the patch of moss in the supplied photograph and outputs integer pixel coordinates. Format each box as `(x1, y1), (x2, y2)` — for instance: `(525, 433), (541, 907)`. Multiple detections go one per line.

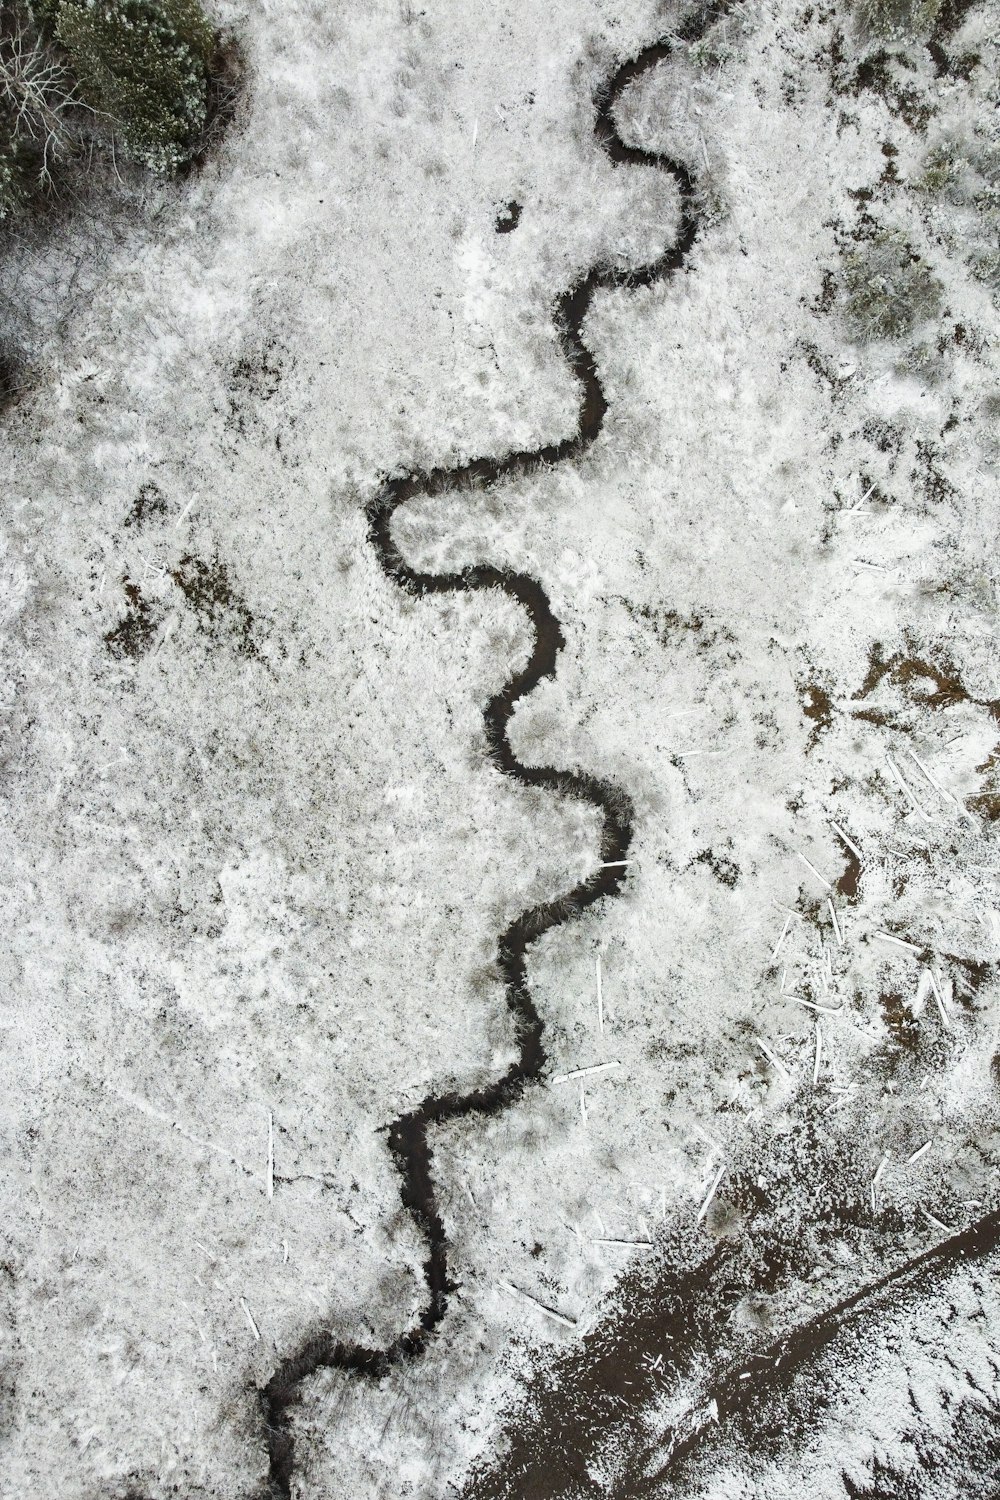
(841, 230), (942, 343)
(55, 0), (214, 172)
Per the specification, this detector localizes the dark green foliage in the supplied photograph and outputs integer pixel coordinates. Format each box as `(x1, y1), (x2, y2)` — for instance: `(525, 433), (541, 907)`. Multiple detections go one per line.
(27, 0), (62, 35)
(0, 118), (34, 219)
(55, 0), (214, 171)
(841, 230), (942, 342)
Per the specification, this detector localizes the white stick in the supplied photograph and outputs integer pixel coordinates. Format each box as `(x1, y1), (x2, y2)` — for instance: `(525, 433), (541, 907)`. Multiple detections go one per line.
(886, 755), (936, 822)
(827, 900), (843, 947)
(874, 931), (921, 954)
(174, 493), (197, 529)
(908, 1140), (931, 1164)
(267, 1111), (274, 1202)
(795, 851), (833, 891)
(771, 915), (792, 960)
(580, 1087), (587, 1126)
(240, 1298), (261, 1342)
(500, 1281), (577, 1329)
(920, 1205), (951, 1233)
(756, 1038), (789, 1078)
(905, 748), (971, 821)
(674, 747), (733, 758)
(552, 1061), (619, 1084)
(830, 821), (863, 864)
(870, 1155), (889, 1213)
(927, 968), (951, 1031)
(786, 995), (843, 1015)
(697, 1165), (726, 1223)
(596, 954), (604, 1035)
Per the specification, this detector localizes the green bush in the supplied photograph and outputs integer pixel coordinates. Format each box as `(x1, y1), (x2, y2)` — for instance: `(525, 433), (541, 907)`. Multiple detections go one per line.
(972, 249), (1000, 290)
(841, 230), (942, 342)
(55, 0), (214, 172)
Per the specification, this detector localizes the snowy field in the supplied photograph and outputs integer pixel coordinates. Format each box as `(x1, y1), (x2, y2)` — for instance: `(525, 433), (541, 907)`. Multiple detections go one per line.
(1, 0), (999, 1496)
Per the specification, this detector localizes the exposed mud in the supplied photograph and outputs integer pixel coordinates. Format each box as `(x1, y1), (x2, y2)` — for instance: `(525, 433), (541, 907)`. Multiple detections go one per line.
(462, 1115), (1000, 1500)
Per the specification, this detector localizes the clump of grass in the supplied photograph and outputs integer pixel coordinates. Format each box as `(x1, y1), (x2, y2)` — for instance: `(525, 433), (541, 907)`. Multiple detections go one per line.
(851, 0), (943, 41)
(55, 0), (214, 173)
(915, 136), (999, 299)
(841, 230), (942, 343)
(689, 7), (752, 69)
(971, 248), (1000, 290)
(916, 141), (964, 198)
(918, 138), (1000, 207)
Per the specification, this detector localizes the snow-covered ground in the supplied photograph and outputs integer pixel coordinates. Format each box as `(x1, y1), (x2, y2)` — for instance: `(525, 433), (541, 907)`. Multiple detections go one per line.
(1, 0), (998, 1496)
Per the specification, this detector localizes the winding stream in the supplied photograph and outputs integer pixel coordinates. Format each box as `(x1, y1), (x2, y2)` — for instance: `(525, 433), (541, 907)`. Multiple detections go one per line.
(258, 15), (716, 1497)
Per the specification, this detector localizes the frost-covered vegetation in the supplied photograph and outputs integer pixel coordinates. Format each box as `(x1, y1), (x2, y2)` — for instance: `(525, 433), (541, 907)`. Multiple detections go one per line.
(841, 229), (942, 341)
(1, 0), (999, 1496)
(850, 0), (942, 40)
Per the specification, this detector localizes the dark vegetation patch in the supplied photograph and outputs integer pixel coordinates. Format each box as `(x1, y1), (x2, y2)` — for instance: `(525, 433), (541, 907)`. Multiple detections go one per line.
(124, 480), (169, 527)
(797, 337), (841, 389)
(862, 417), (903, 458)
(462, 1116), (932, 1500)
(849, 52), (932, 129)
(801, 680), (833, 747)
(877, 987), (951, 1078)
(694, 847), (740, 887)
(103, 577), (163, 659)
(944, 951), (994, 1004)
(812, 266), (838, 314)
(169, 552), (257, 658)
(835, 832), (862, 898)
(968, 749), (1000, 822)
(667, 1280), (1000, 1500)
(494, 199), (521, 233)
(226, 337), (285, 433)
(912, 437), (956, 505)
(0, 335), (21, 410)
(103, 549), (259, 661)
(622, 598), (737, 653)
(184, 28), (245, 174)
(853, 640), (999, 719)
